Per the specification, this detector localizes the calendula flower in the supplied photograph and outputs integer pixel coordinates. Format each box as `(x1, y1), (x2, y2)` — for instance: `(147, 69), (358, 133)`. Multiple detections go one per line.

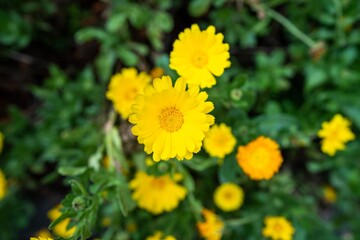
(0, 169), (7, 200)
(34, 229), (52, 239)
(150, 67), (165, 79)
(214, 183), (244, 212)
(48, 205), (76, 238)
(262, 216), (295, 240)
(129, 76), (214, 161)
(323, 186), (337, 204)
(236, 136), (283, 180)
(204, 123), (236, 158)
(106, 68), (151, 119)
(30, 238), (53, 240)
(197, 209), (224, 240)
(317, 114), (355, 156)
(146, 231), (176, 240)
(170, 24), (231, 88)
(129, 172), (187, 214)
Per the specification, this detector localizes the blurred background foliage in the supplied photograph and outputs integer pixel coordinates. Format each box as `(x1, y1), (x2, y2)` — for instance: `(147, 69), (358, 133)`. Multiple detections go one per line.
(0, 0), (360, 239)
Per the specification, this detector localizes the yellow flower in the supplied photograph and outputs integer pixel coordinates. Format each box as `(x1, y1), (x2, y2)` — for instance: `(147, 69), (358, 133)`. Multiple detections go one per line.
(103, 156), (111, 169)
(146, 231), (176, 240)
(170, 24), (231, 88)
(129, 172), (187, 214)
(129, 76), (215, 161)
(0, 131), (3, 153)
(34, 228), (52, 238)
(150, 67), (165, 79)
(213, 183), (244, 212)
(106, 68), (151, 119)
(204, 123), (236, 158)
(47, 205), (76, 238)
(323, 186), (337, 204)
(197, 209), (224, 240)
(30, 238), (53, 240)
(262, 216), (295, 240)
(0, 169), (7, 200)
(317, 114), (355, 156)
(236, 136), (283, 180)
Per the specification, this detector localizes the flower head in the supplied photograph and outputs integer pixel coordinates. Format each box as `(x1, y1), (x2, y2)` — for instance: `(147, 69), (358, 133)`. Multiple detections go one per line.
(236, 136), (283, 180)
(106, 68), (151, 119)
(146, 231), (176, 240)
(0, 169), (7, 200)
(30, 238), (53, 240)
(204, 123), (236, 158)
(34, 229), (52, 239)
(214, 183), (244, 212)
(197, 209), (224, 240)
(129, 76), (215, 161)
(47, 205), (76, 238)
(170, 24), (231, 88)
(323, 185), (337, 204)
(262, 216), (295, 240)
(129, 172), (187, 214)
(317, 114), (355, 156)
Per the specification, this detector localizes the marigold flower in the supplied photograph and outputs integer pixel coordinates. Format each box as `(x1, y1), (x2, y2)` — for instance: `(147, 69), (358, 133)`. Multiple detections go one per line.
(323, 185), (337, 204)
(129, 172), (187, 215)
(236, 136), (283, 180)
(30, 238), (53, 240)
(214, 183), (244, 212)
(34, 228), (52, 239)
(262, 216), (295, 240)
(317, 114), (355, 156)
(204, 123), (236, 158)
(129, 76), (214, 161)
(170, 24), (231, 88)
(47, 205), (76, 238)
(197, 209), (224, 240)
(106, 68), (151, 119)
(0, 131), (3, 153)
(0, 169), (7, 200)
(146, 231), (176, 240)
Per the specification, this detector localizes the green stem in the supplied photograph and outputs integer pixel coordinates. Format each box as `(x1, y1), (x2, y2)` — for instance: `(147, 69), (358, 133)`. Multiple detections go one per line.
(226, 214), (259, 226)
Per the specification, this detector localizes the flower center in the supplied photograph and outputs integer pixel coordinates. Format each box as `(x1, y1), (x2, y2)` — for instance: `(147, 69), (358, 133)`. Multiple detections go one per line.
(192, 51), (208, 68)
(152, 178), (166, 189)
(125, 87), (139, 101)
(273, 223), (283, 231)
(224, 191), (233, 200)
(159, 107), (184, 132)
(250, 148), (269, 167)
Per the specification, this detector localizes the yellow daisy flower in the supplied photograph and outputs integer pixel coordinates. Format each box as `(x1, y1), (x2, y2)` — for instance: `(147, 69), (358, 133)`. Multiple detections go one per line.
(129, 172), (187, 214)
(318, 114), (355, 156)
(146, 231), (176, 240)
(197, 209), (224, 240)
(170, 24), (231, 88)
(47, 205), (76, 238)
(236, 136), (283, 180)
(262, 216), (295, 240)
(213, 183), (244, 212)
(323, 185), (337, 204)
(30, 238), (53, 240)
(204, 123), (236, 158)
(129, 76), (215, 161)
(34, 228), (52, 238)
(106, 68), (151, 119)
(0, 131), (3, 153)
(0, 169), (7, 200)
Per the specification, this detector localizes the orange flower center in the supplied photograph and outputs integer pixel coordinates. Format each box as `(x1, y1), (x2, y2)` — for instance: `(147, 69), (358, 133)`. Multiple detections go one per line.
(125, 87), (139, 101)
(223, 191), (233, 200)
(159, 107), (184, 132)
(273, 223), (283, 231)
(192, 51), (208, 68)
(152, 178), (166, 189)
(250, 147), (269, 167)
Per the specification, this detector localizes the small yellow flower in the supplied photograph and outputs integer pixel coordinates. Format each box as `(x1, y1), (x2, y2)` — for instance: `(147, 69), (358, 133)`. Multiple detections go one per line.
(34, 228), (52, 238)
(146, 231), (176, 240)
(323, 186), (337, 204)
(30, 237), (53, 240)
(129, 76), (214, 161)
(101, 217), (111, 227)
(213, 183), (244, 212)
(318, 114), (355, 156)
(47, 205), (76, 238)
(106, 68), (151, 119)
(129, 172), (187, 214)
(150, 67), (165, 79)
(262, 216), (295, 240)
(236, 136), (283, 180)
(0, 131), (3, 153)
(197, 209), (224, 240)
(0, 169), (7, 200)
(103, 156), (111, 169)
(170, 24), (231, 88)
(204, 123), (236, 158)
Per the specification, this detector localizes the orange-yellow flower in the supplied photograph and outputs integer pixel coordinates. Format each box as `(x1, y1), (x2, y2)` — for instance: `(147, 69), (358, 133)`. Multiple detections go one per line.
(262, 216), (295, 240)
(0, 169), (7, 200)
(204, 123), (236, 158)
(197, 209), (224, 240)
(236, 136), (283, 180)
(213, 183), (244, 212)
(47, 205), (76, 238)
(146, 231), (176, 240)
(323, 185), (337, 204)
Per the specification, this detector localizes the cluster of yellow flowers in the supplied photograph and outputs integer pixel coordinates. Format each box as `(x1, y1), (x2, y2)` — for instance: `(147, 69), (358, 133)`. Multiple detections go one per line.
(47, 205), (76, 238)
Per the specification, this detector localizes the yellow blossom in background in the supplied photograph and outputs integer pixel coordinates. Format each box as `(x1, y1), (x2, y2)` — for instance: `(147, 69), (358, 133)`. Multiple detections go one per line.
(34, 229), (52, 238)
(129, 76), (214, 161)
(30, 237), (53, 240)
(170, 24), (231, 88)
(47, 205), (76, 238)
(102, 156), (111, 169)
(323, 186), (337, 204)
(146, 231), (176, 240)
(126, 222), (137, 233)
(0, 131), (3, 153)
(197, 209), (224, 240)
(236, 136), (283, 180)
(150, 67), (165, 79)
(129, 172), (187, 214)
(317, 114), (355, 156)
(0, 169), (7, 200)
(204, 123), (236, 158)
(106, 68), (151, 119)
(101, 217), (111, 227)
(214, 183), (244, 212)
(262, 216), (295, 240)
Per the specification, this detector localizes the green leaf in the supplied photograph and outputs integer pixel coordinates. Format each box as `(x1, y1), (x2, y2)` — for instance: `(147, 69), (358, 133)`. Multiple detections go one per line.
(183, 155), (218, 172)
(58, 166), (87, 176)
(116, 45), (138, 66)
(75, 27), (107, 43)
(106, 14), (127, 33)
(188, 0), (211, 17)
